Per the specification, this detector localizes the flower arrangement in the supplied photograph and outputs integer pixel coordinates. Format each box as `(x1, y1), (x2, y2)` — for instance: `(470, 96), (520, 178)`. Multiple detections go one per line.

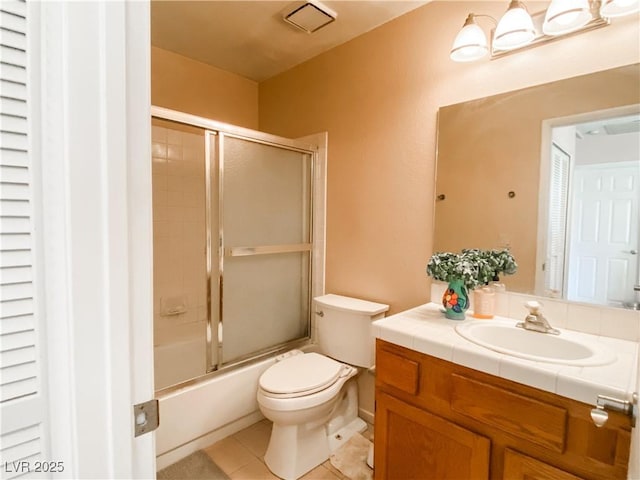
(426, 248), (518, 291)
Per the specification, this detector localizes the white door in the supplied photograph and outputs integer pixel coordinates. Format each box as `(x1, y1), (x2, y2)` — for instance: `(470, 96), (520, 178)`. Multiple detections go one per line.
(544, 142), (571, 297)
(0, 1), (50, 474)
(566, 162), (639, 306)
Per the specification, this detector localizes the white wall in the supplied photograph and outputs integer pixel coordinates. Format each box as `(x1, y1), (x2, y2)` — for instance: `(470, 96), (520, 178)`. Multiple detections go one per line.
(576, 131), (640, 165)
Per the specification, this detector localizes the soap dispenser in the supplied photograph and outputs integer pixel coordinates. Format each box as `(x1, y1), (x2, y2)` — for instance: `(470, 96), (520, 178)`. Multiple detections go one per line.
(472, 286), (495, 319)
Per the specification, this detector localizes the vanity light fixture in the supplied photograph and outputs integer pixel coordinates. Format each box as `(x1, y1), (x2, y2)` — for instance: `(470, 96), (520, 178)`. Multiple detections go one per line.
(493, 1), (536, 51)
(450, 14), (490, 62)
(450, 0), (638, 62)
(543, 0), (593, 36)
(600, 0), (640, 17)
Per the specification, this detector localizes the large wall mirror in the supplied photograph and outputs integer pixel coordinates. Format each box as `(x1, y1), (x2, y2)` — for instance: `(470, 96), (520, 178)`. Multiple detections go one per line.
(435, 63), (640, 309)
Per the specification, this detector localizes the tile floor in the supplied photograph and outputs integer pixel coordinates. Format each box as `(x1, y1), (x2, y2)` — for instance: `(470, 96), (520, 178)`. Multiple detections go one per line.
(202, 419), (368, 480)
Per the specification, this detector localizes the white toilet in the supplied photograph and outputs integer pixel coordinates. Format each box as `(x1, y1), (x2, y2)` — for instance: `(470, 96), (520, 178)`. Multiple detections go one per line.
(257, 294), (389, 480)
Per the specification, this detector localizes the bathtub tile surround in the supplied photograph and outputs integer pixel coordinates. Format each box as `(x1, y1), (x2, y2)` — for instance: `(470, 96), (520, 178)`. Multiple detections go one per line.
(430, 281), (640, 341)
(152, 121), (207, 389)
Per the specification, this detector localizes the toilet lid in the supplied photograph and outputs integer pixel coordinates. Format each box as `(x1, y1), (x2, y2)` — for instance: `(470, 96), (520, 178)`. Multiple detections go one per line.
(259, 353), (343, 396)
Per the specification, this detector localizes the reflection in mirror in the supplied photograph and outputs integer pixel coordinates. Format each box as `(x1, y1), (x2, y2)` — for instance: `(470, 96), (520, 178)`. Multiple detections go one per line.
(435, 63), (640, 308)
(540, 112), (639, 308)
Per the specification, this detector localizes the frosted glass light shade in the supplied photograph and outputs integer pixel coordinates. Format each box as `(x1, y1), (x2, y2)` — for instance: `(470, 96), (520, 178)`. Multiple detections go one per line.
(600, 0), (640, 17)
(450, 16), (488, 62)
(543, 0), (593, 35)
(493, 1), (536, 51)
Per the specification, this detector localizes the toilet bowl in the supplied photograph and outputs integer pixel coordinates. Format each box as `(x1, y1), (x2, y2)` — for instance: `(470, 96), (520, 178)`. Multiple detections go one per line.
(257, 294), (389, 480)
(257, 351), (363, 480)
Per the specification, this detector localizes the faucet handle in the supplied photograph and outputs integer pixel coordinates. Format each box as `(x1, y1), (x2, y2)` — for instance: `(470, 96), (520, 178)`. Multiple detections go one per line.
(525, 300), (542, 313)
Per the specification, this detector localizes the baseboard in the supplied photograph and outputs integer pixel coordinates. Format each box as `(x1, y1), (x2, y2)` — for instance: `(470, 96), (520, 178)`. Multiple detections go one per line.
(155, 411), (264, 471)
(359, 406), (374, 426)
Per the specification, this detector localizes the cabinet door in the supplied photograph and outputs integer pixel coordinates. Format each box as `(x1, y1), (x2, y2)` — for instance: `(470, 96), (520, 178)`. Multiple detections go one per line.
(375, 392), (490, 480)
(503, 449), (584, 480)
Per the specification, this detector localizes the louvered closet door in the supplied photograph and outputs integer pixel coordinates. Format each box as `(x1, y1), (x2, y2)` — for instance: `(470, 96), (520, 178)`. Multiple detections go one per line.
(544, 143), (570, 297)
(1, 0), (48, 475)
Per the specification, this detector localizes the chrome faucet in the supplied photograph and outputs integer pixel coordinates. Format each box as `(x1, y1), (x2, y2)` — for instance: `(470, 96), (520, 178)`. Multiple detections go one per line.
(516, 301), (560, 335)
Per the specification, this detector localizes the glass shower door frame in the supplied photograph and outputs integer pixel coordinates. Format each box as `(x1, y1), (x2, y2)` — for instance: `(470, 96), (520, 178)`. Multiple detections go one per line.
(206, 130), (316, 373)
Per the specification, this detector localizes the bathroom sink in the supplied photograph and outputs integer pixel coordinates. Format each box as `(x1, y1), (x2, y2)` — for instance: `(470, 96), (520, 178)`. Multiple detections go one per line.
(455, 320), (616, 366)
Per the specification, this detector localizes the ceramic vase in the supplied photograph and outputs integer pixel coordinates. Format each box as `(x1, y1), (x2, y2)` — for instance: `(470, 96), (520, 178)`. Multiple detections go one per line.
(442, 279), (469, 320)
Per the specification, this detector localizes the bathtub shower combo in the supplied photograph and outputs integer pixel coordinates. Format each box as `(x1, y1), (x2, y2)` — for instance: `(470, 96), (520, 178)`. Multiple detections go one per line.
(151, 108), (327, 467)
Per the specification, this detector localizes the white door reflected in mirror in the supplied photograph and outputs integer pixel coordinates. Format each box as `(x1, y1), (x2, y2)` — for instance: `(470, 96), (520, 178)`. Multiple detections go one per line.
(542, 112), (640, 308)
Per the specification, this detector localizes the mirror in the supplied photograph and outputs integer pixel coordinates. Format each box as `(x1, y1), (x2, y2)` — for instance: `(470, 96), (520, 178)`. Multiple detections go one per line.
(435, 63), (640, 308)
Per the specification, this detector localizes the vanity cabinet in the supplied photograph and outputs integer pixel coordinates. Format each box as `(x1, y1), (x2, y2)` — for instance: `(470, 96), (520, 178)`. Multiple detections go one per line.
(376, 391), (490, 479)
(374, 340), (632, 480)
(503, 449), (582, 480)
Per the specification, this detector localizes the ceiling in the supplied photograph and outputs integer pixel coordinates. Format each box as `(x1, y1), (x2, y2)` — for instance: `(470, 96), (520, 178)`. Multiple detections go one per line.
(575, 114), (640, 138)
(150, 1), (429, 82)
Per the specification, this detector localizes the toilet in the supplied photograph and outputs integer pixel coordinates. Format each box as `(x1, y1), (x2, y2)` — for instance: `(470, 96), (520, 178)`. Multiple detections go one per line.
(257, 294), (389, 480)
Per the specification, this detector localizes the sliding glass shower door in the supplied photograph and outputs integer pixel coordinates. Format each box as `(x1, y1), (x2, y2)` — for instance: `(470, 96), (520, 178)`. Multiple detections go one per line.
(152, 108), (319, 391)
(207, 132), (313, 369)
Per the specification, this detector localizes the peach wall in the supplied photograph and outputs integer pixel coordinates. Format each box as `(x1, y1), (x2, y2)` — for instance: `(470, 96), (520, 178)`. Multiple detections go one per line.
(152, 46), (259, 129)
(258, 1), (640, 314)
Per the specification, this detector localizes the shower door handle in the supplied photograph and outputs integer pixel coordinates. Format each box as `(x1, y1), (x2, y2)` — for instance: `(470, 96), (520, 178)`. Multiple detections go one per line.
(226, 243), (312, 257)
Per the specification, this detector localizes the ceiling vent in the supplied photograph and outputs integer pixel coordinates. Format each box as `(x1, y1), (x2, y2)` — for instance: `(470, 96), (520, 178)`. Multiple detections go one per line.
(604, 121), (640, 135)
(284, 1), (337, 33)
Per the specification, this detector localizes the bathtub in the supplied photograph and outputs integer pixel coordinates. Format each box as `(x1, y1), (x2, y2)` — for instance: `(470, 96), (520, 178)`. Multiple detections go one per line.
(154, 336), (207, 391)
(155, 344), (316, 469)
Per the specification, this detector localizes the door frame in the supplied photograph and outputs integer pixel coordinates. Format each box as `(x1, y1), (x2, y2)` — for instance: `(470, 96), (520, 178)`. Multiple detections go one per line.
(535, 104), (640, 298)
(39, 1), (155, 477)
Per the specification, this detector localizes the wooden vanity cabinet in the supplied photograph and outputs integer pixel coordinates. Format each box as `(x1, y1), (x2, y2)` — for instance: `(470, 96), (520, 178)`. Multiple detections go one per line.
(374, 340), (632, 480)
(376, 391), (491, 479)
(502, 449), (583, 480)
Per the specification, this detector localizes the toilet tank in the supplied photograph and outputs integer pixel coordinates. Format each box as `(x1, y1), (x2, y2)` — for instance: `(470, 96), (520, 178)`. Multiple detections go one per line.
(314, 294), (389, 368)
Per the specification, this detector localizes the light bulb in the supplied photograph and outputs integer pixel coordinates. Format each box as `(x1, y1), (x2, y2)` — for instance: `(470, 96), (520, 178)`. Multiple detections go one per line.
(554, 10), (581, 25)
(600, 0), (640, 17)
(450, 15), (489, 62)
(493, 1), (536, 51)
(543, 0), (592, 36)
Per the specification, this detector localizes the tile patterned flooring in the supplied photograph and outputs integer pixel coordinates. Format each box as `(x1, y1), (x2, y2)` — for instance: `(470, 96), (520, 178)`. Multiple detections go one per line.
(202, 419), (359, 480)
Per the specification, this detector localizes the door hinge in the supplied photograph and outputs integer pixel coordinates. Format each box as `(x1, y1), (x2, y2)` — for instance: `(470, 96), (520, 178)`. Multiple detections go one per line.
(133, 399), (159, 437)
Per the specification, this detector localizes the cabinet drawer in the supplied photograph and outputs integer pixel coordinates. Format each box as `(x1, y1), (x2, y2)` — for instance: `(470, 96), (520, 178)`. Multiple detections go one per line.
(451, 374), (567, 453)
(376, 347), (420, 395)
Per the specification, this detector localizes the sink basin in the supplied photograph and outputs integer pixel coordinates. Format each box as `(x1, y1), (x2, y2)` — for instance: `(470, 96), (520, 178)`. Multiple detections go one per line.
(455, 320), (616, 366)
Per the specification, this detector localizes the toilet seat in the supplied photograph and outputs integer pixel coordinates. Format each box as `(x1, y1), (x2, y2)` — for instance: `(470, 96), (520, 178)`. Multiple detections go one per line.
(259, 353), (350, 399)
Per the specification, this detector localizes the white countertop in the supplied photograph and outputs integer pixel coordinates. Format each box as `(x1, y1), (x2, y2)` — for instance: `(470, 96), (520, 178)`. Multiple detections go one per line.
(373, 302), (638, 406)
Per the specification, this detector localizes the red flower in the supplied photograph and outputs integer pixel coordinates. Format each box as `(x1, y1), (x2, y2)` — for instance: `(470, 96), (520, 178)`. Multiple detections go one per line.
(443, 288), (459, 308)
